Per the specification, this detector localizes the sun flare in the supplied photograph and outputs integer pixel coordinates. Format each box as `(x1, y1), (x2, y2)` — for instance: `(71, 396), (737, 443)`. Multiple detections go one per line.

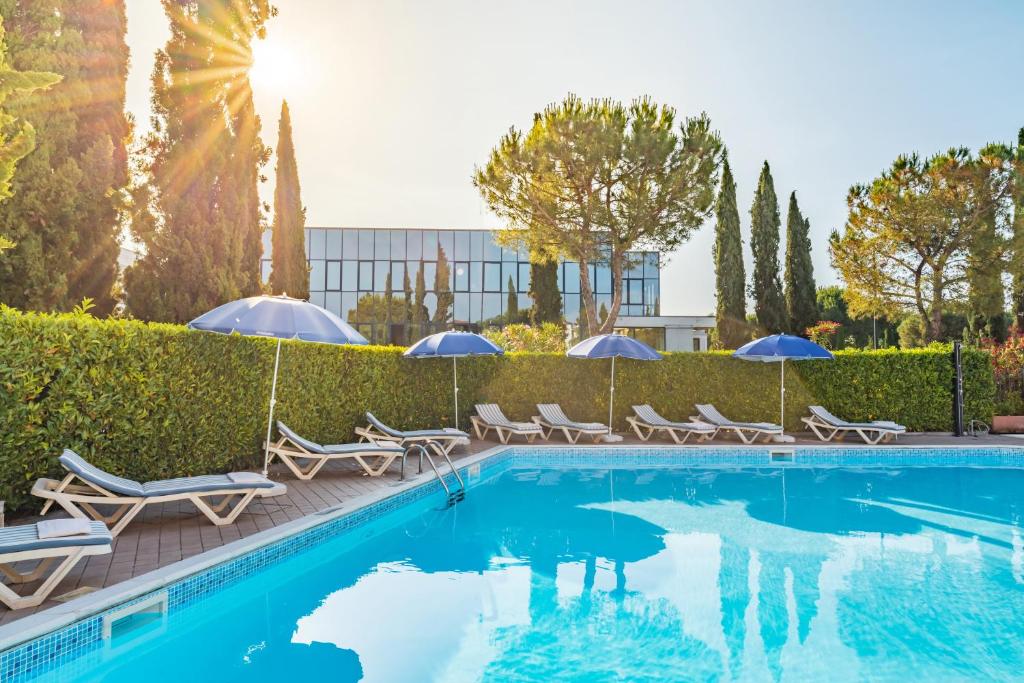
(249, 36), (306, 95)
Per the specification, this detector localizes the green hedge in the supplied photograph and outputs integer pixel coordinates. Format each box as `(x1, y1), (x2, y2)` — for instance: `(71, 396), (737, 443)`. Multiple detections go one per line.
(0, 307), (993, 512)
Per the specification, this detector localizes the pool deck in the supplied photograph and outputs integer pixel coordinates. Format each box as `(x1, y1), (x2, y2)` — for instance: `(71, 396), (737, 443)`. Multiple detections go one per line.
(2, 430), (1022, 628)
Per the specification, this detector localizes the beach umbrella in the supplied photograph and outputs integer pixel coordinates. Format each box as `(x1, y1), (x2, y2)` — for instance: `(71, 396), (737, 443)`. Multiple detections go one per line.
(404, 331), (504, 430)
(189, 294), (368, 475)
(567, 334), (662, 442)
(732, 334), (833, 429)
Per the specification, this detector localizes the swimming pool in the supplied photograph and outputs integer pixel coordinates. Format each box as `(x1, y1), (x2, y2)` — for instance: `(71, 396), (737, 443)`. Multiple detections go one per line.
(8, 447), (1024, 681)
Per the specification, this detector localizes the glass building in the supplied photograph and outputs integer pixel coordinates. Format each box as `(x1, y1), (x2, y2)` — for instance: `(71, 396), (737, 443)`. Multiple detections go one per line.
(261, 227), (661, 345)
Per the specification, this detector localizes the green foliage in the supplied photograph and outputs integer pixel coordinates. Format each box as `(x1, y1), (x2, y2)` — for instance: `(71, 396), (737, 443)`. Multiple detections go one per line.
(506, 276), (519, 323)
(816, 286), (899, 349)
(749, 162), (786, 333)
(474, 94), (722, 333)
(898, 316), (927, 349)
(0, 307), (993, 512)
(713, 158), (748, 348)
(0, 2), (122, 314)
(268, 101), (308, 299)
(125, 0), (273, 322)
(1010, 129), (1024, 329)
(783, 192), (818, 334)
(433, 247), (453, 324)
(529, 260), (562, 325)
(483, 323), (566, 353)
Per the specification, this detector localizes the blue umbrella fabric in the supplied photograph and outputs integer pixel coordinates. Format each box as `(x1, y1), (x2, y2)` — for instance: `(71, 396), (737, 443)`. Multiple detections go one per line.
(567, 334), (662, 439)
(404, 332), (504, 430)
(733, 334), (833, 429)
(189, 295), (368, 475)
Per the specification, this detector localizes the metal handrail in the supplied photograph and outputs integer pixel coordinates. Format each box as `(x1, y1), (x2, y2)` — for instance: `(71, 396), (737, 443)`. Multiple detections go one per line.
(426, 439), (465, 492)
(399, 441), (465, 504)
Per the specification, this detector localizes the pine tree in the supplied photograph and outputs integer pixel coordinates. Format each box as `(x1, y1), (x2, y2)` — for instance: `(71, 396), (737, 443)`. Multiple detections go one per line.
(712, 158), (747, 347)
(529, 260), (562, 325)
(1012, 128), (1024, 330)
(783, 192), (818, 335)
(268, 101), (307, 298)
(506, 276), (518, 323)
(0, 17), (60, 252)
(125, 0), (273, 322)
(433, 246), (453, 324)
(749, 161), (787, 333)
(0, 1), (127, 314)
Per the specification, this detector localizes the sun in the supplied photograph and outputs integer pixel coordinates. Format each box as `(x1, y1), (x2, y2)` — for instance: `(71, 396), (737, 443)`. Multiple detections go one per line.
(249, 36), (306, 95)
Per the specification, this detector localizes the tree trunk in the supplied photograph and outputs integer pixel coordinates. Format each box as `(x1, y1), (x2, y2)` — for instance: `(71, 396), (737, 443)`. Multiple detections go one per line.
(929, 268), (944, 341)
(599, 251), (625, 335)
(578, 258), (597, 337)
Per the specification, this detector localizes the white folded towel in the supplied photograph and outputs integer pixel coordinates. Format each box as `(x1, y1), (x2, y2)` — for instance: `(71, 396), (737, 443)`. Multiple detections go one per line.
(37, 518), (93, 539)
(228, 471), (266, 485)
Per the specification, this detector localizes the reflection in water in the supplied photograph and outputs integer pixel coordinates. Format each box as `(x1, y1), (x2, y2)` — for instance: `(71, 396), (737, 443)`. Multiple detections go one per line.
(64, 466), (1024, 683)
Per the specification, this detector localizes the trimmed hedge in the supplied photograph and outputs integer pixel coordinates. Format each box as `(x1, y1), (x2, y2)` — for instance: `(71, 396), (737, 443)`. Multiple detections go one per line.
(0, 307), (993, 512)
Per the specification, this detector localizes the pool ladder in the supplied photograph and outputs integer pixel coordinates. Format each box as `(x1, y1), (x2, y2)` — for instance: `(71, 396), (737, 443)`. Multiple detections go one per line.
(403, 442), (466, 507)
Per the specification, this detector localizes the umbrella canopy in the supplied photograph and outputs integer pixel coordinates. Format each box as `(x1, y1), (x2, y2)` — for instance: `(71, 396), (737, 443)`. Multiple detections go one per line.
(404, 331), (504, 430)
(732, 334), (833, 430)
(567, 334), (662, 440)
(188, 295), (368, 475)
(188, 294), (367, 344)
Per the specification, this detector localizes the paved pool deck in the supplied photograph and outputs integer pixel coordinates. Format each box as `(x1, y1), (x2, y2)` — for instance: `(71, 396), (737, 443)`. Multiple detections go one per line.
(1, 430), (1021, 628)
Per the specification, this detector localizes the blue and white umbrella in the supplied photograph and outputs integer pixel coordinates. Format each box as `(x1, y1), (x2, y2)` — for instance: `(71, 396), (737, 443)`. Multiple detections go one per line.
(404, 331), (504, 430)
(567, 334), (662, 441)
(189, 295), (368, 475)
(733, 334), (833, 429)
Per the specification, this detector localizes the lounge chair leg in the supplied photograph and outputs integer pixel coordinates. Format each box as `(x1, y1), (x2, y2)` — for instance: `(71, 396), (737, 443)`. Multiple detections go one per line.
(0, 550), (86, 610)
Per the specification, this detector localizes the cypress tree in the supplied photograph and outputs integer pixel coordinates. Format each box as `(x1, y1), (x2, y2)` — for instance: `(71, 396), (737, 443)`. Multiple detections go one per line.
(268, 101), (307, 299)
(413, 262), (427, 336)
(529, 260), (562, 325)
(0, 0), (128, 314)
(783, 192), (818, 335)
(383, 272), (393, 342)
(433, 246), (453, 324)
(125, 0), (272, 322)
(749, 161), (787, 333)
(402, 268), (413, 343)
(506, 276), (518, 323)
(712, 158), (747, 347)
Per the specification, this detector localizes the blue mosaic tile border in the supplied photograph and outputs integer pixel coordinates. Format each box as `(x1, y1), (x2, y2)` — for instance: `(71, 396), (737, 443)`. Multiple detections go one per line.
(4, 443), (1023, 681)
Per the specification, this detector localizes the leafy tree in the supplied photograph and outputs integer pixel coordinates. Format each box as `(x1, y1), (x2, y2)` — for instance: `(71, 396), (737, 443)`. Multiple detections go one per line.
(268, 101), (307, 298)
(783, 191), (818, 335)
(125, 0), (273, 322)
(474, 94), (722, 334)
(749, 162), (786, 333)
(0, 1), (125, 314)
(967, 183), (1006, 341)
(831, 147), (1013, 341)
(529, 259), (562, 325)
(432, 246), (453, 324)
(0, 18), (60, 252)
(506, 275), (519, 323)
(815, 285), (898, 348)
(1011, 129), (1024, 329)
(712, 157), (747, 347)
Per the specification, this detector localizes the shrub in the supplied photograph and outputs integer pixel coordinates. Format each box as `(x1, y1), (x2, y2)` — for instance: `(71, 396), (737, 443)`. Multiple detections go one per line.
(981, 334), (1024, 415)
(482, 323), (566, 353)
(0, 307), (993, 512)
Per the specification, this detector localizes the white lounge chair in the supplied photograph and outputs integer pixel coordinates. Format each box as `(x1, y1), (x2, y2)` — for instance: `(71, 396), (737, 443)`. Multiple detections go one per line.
(470, 404), (545, 444)
(355, 412), (469, 456)
(269, 422), (407, 479)
(802, 406), (907, 445)
(0, 520), (112, 609)
(626, 405), (717, 444)
(532, 404), (608, 443)
(33, 450), (286, 537)
(692, 404), (783, 444)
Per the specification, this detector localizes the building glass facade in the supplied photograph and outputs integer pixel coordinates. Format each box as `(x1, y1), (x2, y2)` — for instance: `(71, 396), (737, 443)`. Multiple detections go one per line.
(262, 227), (660, 345)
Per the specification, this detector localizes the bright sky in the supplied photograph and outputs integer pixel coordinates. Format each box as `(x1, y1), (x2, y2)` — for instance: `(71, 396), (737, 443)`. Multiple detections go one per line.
(124, 0), (1024, 315)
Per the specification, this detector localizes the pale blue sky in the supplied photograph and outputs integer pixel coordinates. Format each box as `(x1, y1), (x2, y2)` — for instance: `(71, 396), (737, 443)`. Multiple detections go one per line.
(125, 0), (1024, 315)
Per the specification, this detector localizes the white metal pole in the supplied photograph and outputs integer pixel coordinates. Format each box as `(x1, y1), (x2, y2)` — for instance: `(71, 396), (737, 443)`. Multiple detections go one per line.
(780, 360), (785, 429)
(608, 355), (615, 435)
(453, 356), (459, 430)
(262, 338), (282, 477)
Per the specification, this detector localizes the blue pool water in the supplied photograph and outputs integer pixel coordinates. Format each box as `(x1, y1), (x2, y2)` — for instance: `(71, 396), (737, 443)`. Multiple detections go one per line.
(27, 461), (1024, 681)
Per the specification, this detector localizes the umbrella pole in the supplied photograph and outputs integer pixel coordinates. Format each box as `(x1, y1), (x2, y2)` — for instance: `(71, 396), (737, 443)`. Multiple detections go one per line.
(453, 356), (459, 431)
(262, 338), (282, 477)
(608, 355), (615, 435)
(780, 360), (785, 429)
